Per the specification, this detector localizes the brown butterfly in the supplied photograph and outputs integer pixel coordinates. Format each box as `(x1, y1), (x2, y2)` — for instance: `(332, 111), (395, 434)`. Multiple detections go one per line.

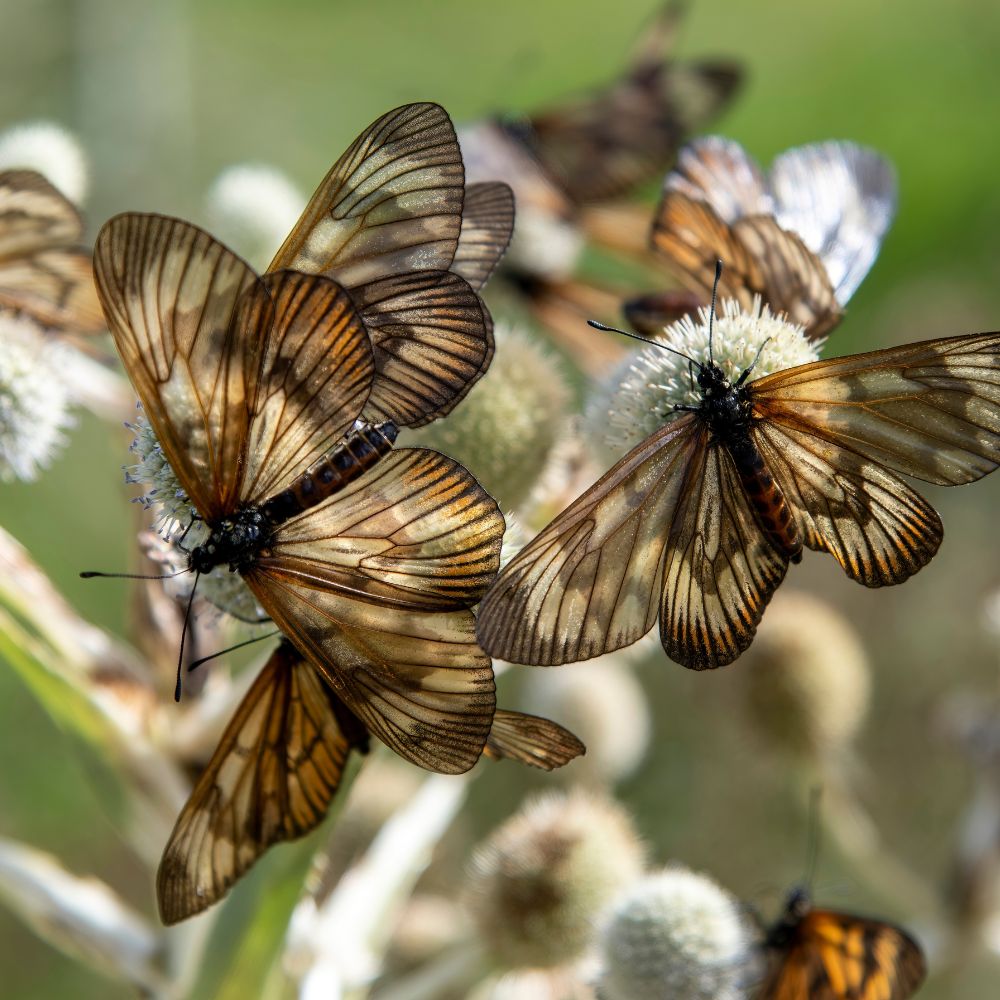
(476, 288), (1000, 669)
(758, 887), (926, 999)
(636, 137), (896, 341)
(0, 168), (104, 333)
(157, 638), (583, 923)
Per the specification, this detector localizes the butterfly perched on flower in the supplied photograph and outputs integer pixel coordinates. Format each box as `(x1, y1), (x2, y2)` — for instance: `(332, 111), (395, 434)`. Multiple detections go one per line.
(0, 168), (104, 334)
(629, 137), (896, 341)
(758, 887), (926, 999)
(476, 284), (1000, 670)
(157, 639), (584, 923)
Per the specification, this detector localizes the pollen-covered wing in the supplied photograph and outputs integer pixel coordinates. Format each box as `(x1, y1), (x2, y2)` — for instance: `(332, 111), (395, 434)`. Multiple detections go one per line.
(0, 169), (104, 332)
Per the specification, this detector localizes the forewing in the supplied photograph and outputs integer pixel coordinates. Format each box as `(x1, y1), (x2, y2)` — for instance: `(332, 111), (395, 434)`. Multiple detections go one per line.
(659, 441), (788, 669)
(0, 169), (82, 256)
(753, 419), (942, 587)
(268, 103), (464, 287)
(483, 709), (585, 770)
(93, 213), (265, 519)
(667, 136), (772, 222)
(238, 269), (374, 505)
(0, 247), (104, 332)
(476, 416), (703, 665)
(254, 448), (504, 611)
(348, 269), (493, 427)
(751, 333), (1000, 486)
(452, 182), (515, 290)
(156, 643), (362, 923)
(762, 910), (927, 1000)
(770, 142), (896, 306)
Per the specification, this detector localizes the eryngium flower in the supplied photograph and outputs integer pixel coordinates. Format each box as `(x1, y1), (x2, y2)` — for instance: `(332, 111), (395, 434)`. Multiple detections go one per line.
(0, 120), (88, 202)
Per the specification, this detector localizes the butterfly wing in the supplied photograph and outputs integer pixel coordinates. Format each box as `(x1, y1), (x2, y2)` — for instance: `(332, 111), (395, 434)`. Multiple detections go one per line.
(268, 103), (464, 287)
(0, 169), (82, 256)
(451, 181), (515, 290)
(246, 447), (504, 774)
(157, 642), (368, 924)
(483, 709), (585, 770)
(762, 909), (927, 1000)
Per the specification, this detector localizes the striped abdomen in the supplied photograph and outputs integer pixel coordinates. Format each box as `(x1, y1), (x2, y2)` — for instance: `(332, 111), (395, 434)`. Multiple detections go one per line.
(727, 437), (802, 563)
(260, 421), (398, 524)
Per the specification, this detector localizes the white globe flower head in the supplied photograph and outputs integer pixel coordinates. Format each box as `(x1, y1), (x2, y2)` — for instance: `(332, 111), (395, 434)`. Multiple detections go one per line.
(595, 866), (755, 1000)
(586, 296), (821, 458)
(0, 121), (88, 203)
(0, 315), (74, 482)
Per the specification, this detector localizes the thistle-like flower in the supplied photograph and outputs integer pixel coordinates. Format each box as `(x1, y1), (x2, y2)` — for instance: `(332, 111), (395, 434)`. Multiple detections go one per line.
(594, 866), (754, 1000)
(586, 297), (820, 457)
(0, 120), (88, 202)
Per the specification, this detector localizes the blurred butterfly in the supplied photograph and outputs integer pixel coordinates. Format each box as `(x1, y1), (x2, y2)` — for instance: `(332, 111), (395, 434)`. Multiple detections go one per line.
(629, 137), (896, 341)
(158, 638), (584, 923)
(0, 168), (104, 333)
(758, 887), (926, 999)
(477, 281), (1000, 669)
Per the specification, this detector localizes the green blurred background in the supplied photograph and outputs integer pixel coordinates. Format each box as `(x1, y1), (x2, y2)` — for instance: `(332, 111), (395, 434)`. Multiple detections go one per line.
(2, 0), (1000, 996)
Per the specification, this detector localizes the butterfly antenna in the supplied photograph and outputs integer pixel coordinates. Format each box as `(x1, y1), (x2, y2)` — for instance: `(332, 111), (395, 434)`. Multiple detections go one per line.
(708, 259), (723, 365)
(80, 568), (189, 581)
(804, 785), (824, 894)
(174, 571), (201, 702)
(587, 319), (701, 368)
(187, 629), (281, 673)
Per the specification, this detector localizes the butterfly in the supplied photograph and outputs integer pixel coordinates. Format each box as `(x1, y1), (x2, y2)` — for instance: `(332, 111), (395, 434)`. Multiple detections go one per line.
(632, 137), (896, 341)
(0, 168), (105, 333)
(157, 638), (584, 923)
(476, 298), (1000, 669)
(757, 887), (926, 999)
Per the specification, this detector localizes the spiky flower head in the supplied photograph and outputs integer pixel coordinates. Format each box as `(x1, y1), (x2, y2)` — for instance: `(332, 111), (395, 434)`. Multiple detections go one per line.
(0, 315), (74, 481)
(205, 164), (305, 270)
(407, 323), (570, 510)
(739, 591), (870, 760)
(466, 789), (645, 970)
(0, 121), (88, 202)
(586, 297), (820, 457)
(595, 866), (754, 1000)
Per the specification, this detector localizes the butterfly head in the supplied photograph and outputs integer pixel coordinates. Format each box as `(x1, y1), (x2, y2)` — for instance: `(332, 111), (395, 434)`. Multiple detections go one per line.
(188, 508), (273, 576)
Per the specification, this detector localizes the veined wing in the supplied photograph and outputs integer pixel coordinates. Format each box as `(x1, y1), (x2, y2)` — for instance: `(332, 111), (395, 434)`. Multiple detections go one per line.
(238, 269), (374, 505)
(0, 169), (82, 257)
(751, 332), (1000, 486)
(477, 415), (702, 665)
(452, 181), (515, 290)
(761, 910), (927, 1000)
(93, 213), (265, 520)
(658, 437), (788, 669)
(0, 247), (104, 332)
(268, 103), (464, 287)
(156, 642), (367, 924)
(484, 709), (585, 770)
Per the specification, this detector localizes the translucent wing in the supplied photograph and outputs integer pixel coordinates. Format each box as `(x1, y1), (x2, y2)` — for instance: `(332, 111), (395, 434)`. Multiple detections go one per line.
(451, 181), (515, 290)
(348, 270), (494, 427)
(238, 269), (374, 505)
(246, 448), (504, 773)
(93, 213), (265, 520)
(762, 910), (927, 1000)
(483, 710), (585, 770)
(0, 169), (82, 256)
(751, 332), (1000, 486)
(157, 642), (368, 924)
(658, 436), (788, 669)
(268, 103), (464, 287)
(770, 142), (897, 305)
(0, 247), (104, 332)
(477, 416), (703, 665)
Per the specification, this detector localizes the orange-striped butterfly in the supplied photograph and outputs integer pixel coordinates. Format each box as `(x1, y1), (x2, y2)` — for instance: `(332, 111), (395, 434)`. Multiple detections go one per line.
(157, 639), (583, 923)
(476, 270), (1000, 670)
(0, 168), (104, 333)
(632, 137), (896, 341)
(759, 887), (926, 999)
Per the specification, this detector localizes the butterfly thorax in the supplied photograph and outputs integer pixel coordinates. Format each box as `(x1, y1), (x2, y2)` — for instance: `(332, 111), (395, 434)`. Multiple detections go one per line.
(765, 887), (811, 949)
(189, 508), (273, 575)
(695, 364), (803, 563)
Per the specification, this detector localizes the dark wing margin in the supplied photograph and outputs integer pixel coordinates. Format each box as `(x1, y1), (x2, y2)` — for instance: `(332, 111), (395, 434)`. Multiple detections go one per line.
(156, 643), (362, 924)
(452, 182), (515, 290)
(267, 103), (465, 287)
(484, 710), (585, 770)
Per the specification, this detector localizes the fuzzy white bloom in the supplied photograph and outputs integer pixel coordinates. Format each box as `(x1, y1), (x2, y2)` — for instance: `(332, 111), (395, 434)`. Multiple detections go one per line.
(595, 866), (753, 1000)
(586, 297), (820, 456)
(205, 164), (305, 270)
(0, 121), (88, 202)
(0, 315), (74, 481)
